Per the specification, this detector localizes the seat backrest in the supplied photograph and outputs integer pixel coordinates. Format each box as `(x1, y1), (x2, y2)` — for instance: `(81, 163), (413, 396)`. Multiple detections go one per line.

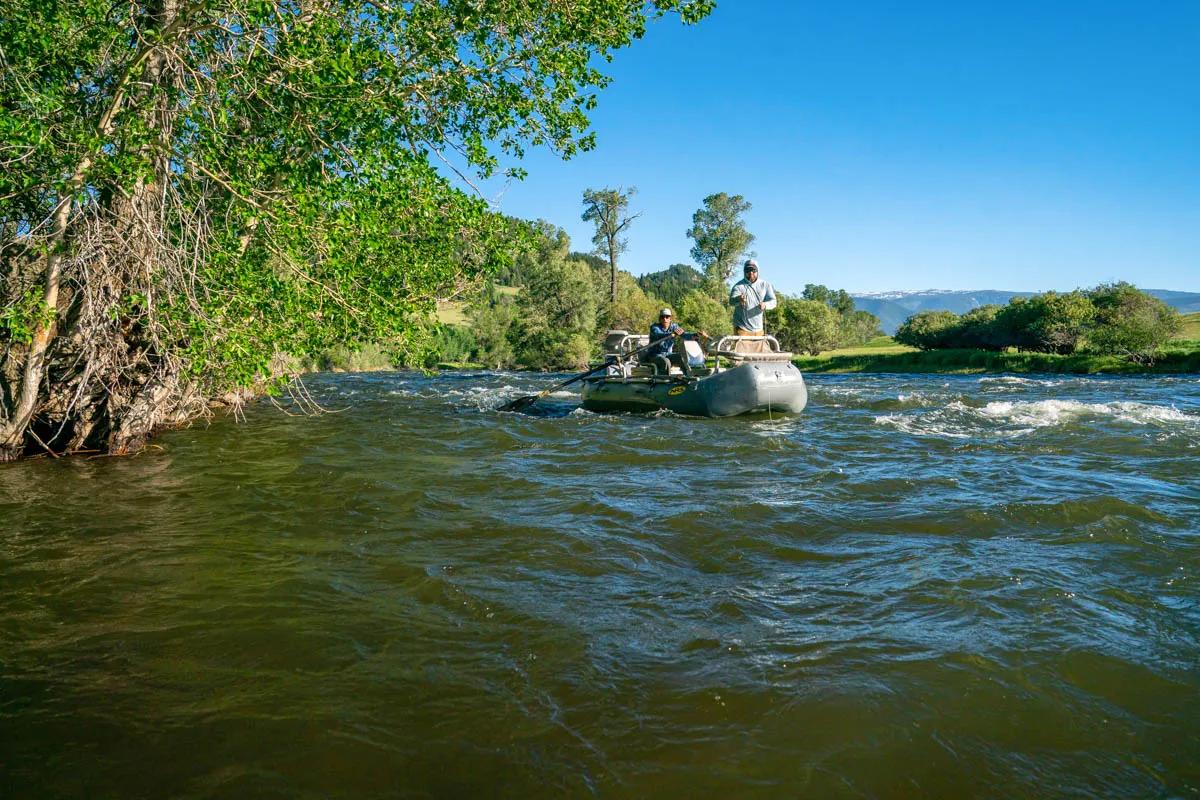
(603, 330), (630, 354)
(683, 339), (704, 362)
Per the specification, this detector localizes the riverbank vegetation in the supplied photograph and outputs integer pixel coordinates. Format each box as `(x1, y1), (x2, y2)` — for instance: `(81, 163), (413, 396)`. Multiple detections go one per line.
(0, 0), (714, 460)
(796, 315), (1200, 375)
(894, 284), (1182, 364)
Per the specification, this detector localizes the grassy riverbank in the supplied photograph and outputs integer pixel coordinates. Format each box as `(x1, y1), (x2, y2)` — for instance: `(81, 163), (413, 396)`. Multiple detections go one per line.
(794, 328), (1200, 375)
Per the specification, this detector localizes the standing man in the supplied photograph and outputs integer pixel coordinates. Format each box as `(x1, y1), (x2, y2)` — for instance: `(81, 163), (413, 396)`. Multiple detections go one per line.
(730, 259), (777, 350)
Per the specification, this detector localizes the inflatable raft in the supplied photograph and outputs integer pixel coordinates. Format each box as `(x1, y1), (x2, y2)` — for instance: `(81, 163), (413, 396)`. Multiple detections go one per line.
(580, 332), (807, 417)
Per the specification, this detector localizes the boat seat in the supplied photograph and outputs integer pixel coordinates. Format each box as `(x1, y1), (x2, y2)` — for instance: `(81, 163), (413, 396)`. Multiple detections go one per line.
(715, 350), (795, 362)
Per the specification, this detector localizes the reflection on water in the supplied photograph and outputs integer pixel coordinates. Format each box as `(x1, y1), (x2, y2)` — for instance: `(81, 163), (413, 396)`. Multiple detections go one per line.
(2, 371), (1198, 797)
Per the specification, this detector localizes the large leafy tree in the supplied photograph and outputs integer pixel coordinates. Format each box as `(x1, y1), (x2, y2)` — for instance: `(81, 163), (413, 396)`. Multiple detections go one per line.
(0, 0), (714, 459)
(686, 192), (754, 290)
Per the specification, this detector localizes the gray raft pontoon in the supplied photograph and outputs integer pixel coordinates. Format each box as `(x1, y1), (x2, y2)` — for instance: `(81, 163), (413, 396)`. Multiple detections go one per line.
(580, 331), (807, 417)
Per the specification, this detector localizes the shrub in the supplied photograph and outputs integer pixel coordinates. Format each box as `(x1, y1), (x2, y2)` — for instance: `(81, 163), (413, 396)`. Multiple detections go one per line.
(1087, 282), (1182, 363)
(894, 310), (960, 349)
(773, 298), (839, 355)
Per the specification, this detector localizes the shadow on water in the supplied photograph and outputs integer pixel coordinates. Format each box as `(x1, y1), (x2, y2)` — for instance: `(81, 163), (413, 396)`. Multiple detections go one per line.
(2, 370), (1198, 797)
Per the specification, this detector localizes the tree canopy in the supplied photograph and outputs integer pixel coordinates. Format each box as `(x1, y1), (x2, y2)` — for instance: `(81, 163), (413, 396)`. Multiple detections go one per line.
(687, 192), (755, 289)
(0, 0), (714, 458)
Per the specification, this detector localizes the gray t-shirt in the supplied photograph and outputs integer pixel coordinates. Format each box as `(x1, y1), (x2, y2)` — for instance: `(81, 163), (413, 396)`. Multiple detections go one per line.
(729, 278), (777, 332)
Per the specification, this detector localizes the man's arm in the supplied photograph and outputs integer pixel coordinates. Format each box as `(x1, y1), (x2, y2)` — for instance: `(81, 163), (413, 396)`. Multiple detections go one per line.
(761, 282), (778, 311)
(729, 283), (744, 307)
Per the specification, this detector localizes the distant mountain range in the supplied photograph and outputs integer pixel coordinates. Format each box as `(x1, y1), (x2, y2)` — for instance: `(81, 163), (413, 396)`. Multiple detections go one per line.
(851, 289), (1200, 334)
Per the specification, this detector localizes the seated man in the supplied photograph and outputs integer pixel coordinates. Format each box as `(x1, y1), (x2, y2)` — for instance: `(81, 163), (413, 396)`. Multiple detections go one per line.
(645, 308), (706, 376)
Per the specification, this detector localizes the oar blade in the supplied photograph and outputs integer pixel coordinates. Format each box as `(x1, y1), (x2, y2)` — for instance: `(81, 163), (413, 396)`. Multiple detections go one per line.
(498, 395), (539, 413)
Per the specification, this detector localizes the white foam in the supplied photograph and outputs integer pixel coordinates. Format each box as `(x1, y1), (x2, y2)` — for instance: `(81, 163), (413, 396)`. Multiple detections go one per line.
(876, 399), (1198, 438)
(977, 376), (1058, 387)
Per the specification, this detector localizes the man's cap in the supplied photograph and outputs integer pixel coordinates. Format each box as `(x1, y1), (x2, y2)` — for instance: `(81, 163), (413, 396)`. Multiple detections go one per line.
(744, 259), (759, 273)
(659, 307), (673, 317)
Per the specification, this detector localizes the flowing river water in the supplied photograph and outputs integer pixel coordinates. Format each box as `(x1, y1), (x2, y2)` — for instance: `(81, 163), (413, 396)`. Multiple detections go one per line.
(2, 371), (1198, 798)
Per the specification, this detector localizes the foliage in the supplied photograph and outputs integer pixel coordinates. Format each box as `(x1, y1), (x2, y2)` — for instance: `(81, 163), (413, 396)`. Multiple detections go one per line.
(637, 263), (705, 309)
(677, 289), (733, 338)
(469, 287), (520, 370)
(802, 284), (855, 316)
(582, 187), (638, 304)
(893, 284), (1179, 362)
(800, 284), (881, 347)
(772, 298), (840, 355)
(316, 343), (397, 372)
(894, 310), (961, 350)
(687, 192), (755, 291)
(1086, 282), (1181, 363)
(794, 342), (1200, 375)
(512, 237), (599, 370)
(428, 326), (478, 367)
(954, 305), (1006, 350)
(0, 0), (714, 458)
(838, 309), (884, 348)
(1006, 291), (1095, 354)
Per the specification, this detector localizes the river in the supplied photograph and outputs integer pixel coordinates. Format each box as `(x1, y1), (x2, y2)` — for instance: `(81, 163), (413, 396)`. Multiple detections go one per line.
(2, 371), (1198, 798)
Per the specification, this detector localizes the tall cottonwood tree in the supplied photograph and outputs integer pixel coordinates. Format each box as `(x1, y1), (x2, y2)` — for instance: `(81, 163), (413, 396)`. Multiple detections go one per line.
(0, 0), (713, 460)
(581, 187), (639, 305)
(687, 192), (755, 290)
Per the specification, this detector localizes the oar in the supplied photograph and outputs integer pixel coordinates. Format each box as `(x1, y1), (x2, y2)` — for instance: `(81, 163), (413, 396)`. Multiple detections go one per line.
(498, 335), (678, 413)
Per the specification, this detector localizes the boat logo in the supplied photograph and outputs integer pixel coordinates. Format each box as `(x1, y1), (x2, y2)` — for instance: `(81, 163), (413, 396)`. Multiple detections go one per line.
(667, 385), (687, 396)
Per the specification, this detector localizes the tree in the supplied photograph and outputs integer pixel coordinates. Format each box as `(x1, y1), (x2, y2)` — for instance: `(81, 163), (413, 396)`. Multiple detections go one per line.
(772, 298), (839, 355)
(582, 187), (639, 305)
(839, 310), (884, 347)
(1087, 282), (1181, 363)
(0, 0), (714, 459)
(677, 290), (733, 339)
(895, 311), (961, 350)
(511, 226), (599, 369)
(803, 284), (855, 317)
(469, 287), (519, 370)
(687, 193), (755, 291)
(802, 284), (879, 346)
(955, 305), (1005, 350)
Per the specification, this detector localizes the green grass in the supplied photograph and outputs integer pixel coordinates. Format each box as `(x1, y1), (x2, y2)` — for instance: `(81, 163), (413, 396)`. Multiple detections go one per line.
(795, 341), (1200, 374)
(1178, 312), (1200, 340)
(436, 285), (518, 326)
(811, 336), (917, 358)
(435, 302), (469, 325)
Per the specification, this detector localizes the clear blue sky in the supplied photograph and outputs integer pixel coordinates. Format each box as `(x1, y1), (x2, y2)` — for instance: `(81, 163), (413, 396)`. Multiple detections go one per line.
(476, 1), (1199, 296)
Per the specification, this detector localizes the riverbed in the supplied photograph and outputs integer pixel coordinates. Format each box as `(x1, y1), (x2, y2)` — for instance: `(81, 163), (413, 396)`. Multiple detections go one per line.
(2, 371), (1197, 797)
